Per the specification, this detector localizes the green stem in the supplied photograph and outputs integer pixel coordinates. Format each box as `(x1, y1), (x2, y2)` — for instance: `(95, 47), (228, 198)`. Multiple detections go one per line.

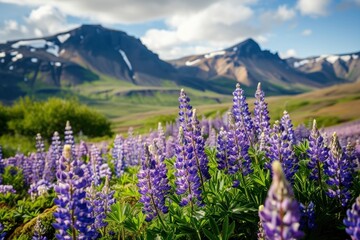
(240, 173), (250, 201)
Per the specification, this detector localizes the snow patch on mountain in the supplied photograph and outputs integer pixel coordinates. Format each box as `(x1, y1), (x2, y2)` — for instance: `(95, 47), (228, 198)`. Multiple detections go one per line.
(57, 33), (71, 43)
(119, 49), (132, 70)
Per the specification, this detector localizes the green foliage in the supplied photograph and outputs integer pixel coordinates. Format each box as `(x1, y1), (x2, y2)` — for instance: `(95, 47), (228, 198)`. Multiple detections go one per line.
(4, 97), (112, 140)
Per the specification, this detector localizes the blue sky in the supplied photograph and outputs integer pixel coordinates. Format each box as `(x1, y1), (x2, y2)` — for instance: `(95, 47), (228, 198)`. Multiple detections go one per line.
(0, 0), (359, 59)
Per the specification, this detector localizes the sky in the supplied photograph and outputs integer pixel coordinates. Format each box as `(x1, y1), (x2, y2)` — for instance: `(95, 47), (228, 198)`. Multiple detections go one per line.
(0, 0), (359, 60)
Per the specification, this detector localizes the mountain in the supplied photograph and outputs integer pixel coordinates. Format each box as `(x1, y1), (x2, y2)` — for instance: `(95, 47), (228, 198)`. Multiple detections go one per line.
(1, 25), (359, 103)
(286, 52), (360, 83)
(169, 38), (351, 95)
(0, 24), (180, 101)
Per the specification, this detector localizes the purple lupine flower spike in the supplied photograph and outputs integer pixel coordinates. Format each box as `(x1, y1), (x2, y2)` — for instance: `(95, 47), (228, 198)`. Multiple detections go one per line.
(0, 222), (7, 240)
(266, 120), (298, 182)
(112, 135), (125, 178)
(344, 195), (360, 240)
(43, 132), (61, 183)
(206, 127), (217, 147)
(138, 144), (169, 221)
(0, 185), (16, 194)
(191, 109), (210, 180)
(0, 145), (4, 184)
(65, 121), (76, 157)
(216, 127), (229, 172)
(33, 133), (45, 184)
(259, 161), (304, 240)
(300, 201), (316, 231)
(53, 145), (94, 239)
(324, 133), (353, 207)
(174, 127), (202, 207)
(281, 111), (296, 145)
(307, 120), (329, 184)
(227, 112), (252, 177)
(178, 89), (193, 133)
(89, 145), (111, 186)
(232, 83), (254, 145)
(254, 82), (270, 142)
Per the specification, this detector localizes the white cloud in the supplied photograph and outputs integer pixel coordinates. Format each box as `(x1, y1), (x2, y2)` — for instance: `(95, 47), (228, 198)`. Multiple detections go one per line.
(0, 0), (254, 24)
(302, 29), (312, 36)
(141, 0), (265, 59)
(297, 0), (331, 16)
(280, 49), (297, 58)
(274, 5), (296, 21)
(0, 5), (75, 41)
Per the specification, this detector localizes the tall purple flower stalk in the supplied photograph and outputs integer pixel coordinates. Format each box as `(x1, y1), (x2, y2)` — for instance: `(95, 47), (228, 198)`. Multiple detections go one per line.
(216, 127), (229, 173)
(178, 89), (193, 133)
(227, 112), (253, 177)
(87, 176), (115, 235)
(254, 83), (270, 142)
(281, 111), (296, 145)
(43, 132), (61, 183)
(174, 127), (202, 207)
(32, 134), (45, 184)
(53, 145), (94, 239)
(324, 133), (353, 207)
(259, 161), (304, 240)
(344, 195), (360, 240)
(112, 135), (125, 178)
(89, 145), (111, 186)
(232, 83), (254, 145)
(0, 145), (4, 184)
(190, 109), (210, 181)
(65, 121), (76, 158)
(300, 202), (316, 231)
(138, 144), (170, 221)
(266, 119), (298, 182)
(0, 222), (6, 240)
(307, 120), (329, 184)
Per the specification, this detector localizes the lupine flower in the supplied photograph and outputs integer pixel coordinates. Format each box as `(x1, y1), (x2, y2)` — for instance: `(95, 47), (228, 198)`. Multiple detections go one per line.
(266, 120), (298, 182)
(178, 89), (193, 133)
(174, 127), (202, 207)
(216, 127), (229, 172)
(324, 133), (353, 207)
(205, 127), (217, 147)
(28, 179), (52, 200)
(0, 145), (4, 184)
(89, 145), (111, 186)
(65, 121), (76, 157)
(78, 140), (89, 159)
(165, 136), (177, 159)
(294, 124), (310, 143)
(32, 134), (45, 184)
(190, 109), (210, 180)
(95, 176), (115, 229)
(227, 112), (252, 177)
(32, 218), (47, 240)
(344, 195), (360, 239)
(300, 202), (316, 231)
(157, 122), (166, 153)
(0, 222), (6, 240)
(0, 185), (16, 194)
(254, 83), (270, 142)
(138, 144), (170, 221)
(307, 120), (329, 183)
(112, 135), (125, 177)
(232, 83), (254, 145)
(259, 161), (304, 240)
(87, 176), (115, 235)
(53, 145), (95, 239)
(43, 132), (61, 183)
(281, 111), (296, 145)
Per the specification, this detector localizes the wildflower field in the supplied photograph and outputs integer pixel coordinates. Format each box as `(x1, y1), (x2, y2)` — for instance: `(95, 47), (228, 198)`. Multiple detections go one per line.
(0, 83), (360, 240)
